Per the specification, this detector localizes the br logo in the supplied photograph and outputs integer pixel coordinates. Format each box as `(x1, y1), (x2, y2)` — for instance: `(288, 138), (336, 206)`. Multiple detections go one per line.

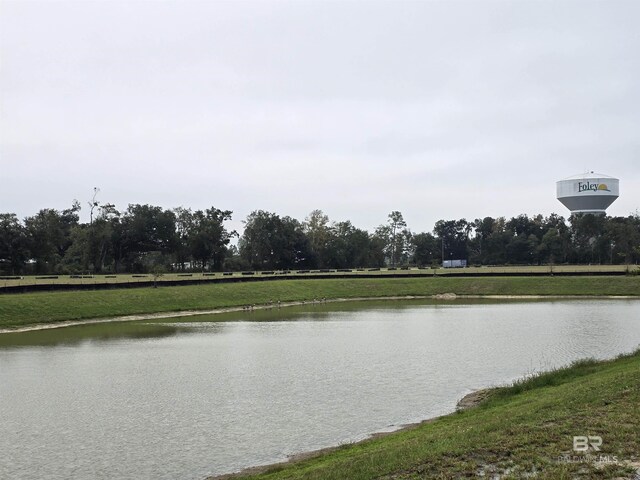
(573, 435), (602, 452)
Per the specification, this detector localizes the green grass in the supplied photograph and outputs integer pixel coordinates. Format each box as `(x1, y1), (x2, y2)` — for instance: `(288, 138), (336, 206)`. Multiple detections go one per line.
(0, 276), (638, 329)
(227, 349), (640, 480)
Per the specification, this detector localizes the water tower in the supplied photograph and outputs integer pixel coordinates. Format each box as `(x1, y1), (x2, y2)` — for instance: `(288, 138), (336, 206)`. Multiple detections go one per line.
(556, 172), (619, 215)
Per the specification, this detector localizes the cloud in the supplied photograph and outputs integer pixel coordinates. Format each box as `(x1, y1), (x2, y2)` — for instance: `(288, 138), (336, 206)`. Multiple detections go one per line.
(1, 0), (639, 231)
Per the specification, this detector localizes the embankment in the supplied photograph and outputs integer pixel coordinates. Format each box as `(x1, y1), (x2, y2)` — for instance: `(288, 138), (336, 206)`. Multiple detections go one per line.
(0, 276), (638, 330)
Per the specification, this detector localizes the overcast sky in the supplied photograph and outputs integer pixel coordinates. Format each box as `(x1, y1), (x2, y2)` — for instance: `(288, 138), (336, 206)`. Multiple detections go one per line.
(1, 0), (638, 235)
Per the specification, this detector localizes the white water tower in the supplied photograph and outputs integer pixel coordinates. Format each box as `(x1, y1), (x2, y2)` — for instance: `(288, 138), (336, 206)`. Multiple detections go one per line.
(556, 172), (619, 215)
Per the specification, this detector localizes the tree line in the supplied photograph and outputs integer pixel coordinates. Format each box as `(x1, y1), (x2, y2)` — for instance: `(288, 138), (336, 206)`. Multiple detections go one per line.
(1, 202), (639, 275)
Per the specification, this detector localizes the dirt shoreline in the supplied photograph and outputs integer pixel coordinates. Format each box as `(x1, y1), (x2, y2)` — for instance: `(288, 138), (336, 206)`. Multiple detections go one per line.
(207, 388), (493, 480)
(1, 294), (636, 334)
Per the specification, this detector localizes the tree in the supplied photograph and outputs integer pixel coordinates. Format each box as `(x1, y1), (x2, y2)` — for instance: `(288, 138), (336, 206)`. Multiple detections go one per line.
(6, 197), (638, 273)
(0, 213), (28, 275)
(120, 204), (177, 272)
(505, 233), (538, 264)
(24, 202), (80, 273)
(387, 211), (407, 267)
(502, 215), (541, 264)
(538, 214), (571, 264)
(239, 210), (279, 269)
(222, 244), (250, 271)
(538, 228), (567, 264)
(86, 203), (120, 273)
(506, 214), (543, 238)
(606, 215), (640, 264)
(368, 230), (387, 268)
(278, 216), (313, 269)
(187, 208), (235, 270)
(434, 219), (470, 263)
(569, 213), (608, 264)
(303, 210), (330, 268)
(59, 225), (90, 273)
(239, 211), (311, 270)
(173, 207), (194, 270)
(375, 211), (411, 267)
(411, 232), (438, 267)
(324, 221), (371, 268)
(60, 202), (121, 273)
(468, 217), (494, 264)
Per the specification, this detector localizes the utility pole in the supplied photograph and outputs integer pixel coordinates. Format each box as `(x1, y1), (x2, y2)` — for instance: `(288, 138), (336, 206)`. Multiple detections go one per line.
(89, 187), (100, 224)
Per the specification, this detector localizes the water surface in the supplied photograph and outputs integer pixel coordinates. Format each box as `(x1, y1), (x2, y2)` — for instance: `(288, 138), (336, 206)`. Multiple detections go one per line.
(1, 299), (639, 479)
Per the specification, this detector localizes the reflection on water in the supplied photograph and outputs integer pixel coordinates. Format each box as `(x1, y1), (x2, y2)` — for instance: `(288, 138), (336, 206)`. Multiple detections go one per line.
(0, 298), (520, 348)
(1, 299), (639, 480)
(0, 322), (183, 348)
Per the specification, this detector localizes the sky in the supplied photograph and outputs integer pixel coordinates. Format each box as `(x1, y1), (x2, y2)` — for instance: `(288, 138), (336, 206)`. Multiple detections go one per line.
(1, 0), (639, 236)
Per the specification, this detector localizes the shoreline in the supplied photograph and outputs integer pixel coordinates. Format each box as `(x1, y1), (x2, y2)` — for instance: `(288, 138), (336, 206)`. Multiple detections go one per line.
(1, 294), (637, 334)
(207, 388), (492, 480)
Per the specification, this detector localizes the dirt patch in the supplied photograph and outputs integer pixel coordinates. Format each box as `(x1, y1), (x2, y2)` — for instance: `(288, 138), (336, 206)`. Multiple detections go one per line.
(456, 388), (492, 411)
(433, 292), (457, 300)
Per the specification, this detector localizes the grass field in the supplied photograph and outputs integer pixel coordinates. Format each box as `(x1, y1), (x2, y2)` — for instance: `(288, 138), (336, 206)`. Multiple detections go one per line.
(221, 349), (640, 480)
(0, 276), (638, 330)
(0, 264), (636, 289)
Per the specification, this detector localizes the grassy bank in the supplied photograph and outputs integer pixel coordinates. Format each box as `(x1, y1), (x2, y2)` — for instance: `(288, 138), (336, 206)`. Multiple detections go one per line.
(0, 276), (638, 330)
(223, 349), (640, 480)
(0, 264), (636, 289)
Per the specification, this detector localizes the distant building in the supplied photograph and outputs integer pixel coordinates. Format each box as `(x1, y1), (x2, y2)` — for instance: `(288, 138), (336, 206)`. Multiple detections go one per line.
(443, 259), (467, 268)
(556, 172), (619, 215)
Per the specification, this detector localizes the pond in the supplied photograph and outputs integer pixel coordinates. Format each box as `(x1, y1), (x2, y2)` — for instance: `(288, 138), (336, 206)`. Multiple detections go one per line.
(1, 299), (639, 479)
